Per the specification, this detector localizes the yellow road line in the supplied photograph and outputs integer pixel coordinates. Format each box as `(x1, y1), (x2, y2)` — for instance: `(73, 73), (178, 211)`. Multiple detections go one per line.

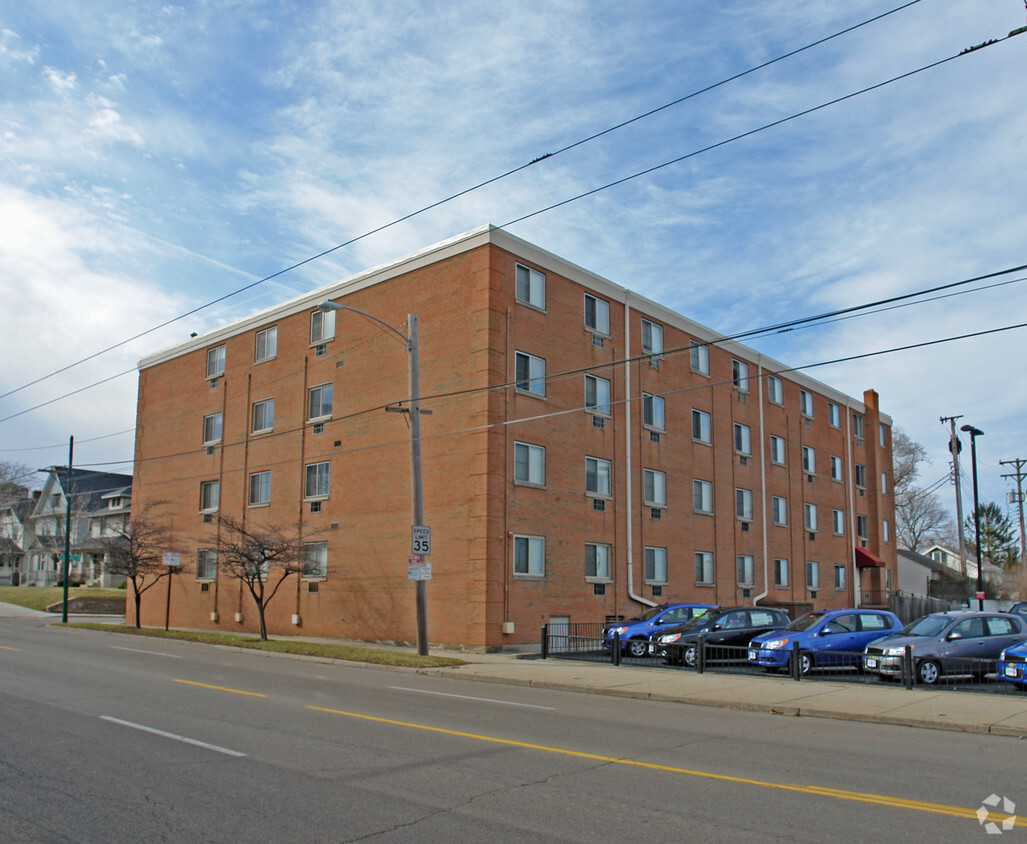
(0, 645), (21, 651)
(307, 705), (1024, 828)
(174, 678), (267, 697)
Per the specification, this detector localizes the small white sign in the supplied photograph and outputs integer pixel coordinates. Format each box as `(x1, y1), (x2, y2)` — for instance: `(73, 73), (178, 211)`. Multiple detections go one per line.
(163, 551), (182, 568)
(408, 555), (432, 581)
(411, 525), (431, 556)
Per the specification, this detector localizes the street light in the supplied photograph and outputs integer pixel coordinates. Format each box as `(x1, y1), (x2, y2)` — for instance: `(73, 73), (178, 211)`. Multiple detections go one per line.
(317, 301), (429, 655)
(960, 424), (985, 611)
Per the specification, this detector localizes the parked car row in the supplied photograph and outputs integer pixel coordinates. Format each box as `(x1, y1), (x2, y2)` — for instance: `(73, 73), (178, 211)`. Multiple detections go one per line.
(602, 602), (1027, 688)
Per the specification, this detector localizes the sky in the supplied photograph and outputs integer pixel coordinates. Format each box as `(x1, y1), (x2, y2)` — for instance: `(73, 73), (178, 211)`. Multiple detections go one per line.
(1, 0), (1025, 530)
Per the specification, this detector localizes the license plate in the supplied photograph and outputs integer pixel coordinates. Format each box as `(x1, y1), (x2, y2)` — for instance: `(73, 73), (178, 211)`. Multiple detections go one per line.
(748, 649), (757, 660)
(1005, 665), (1019, 678)
(865, 657), (878, 669)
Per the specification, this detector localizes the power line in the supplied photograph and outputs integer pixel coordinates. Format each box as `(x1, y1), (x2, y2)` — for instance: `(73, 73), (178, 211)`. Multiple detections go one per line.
(0, 2), (932, 406)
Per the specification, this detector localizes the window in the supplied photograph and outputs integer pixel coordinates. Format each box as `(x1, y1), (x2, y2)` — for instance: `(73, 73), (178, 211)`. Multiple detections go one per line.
(514, 351), (545, 396)
(690, 340), (709, 375)
(883, 519), (890, 543)
(830, 455), (842, 481)
(515, 263), (545, 308)
(310, 309), (335, 344)
(774, 558), (789, 588)
(694, 551), (714, 585)
(834, 565), (846, 590)
(513, 442), (545, 486)
(255, 326), (277, 362)
(828, 402), (840, 428)
(736, 488), (753, 520)
(199, 480), (219, 512)
(692, 409), (711, 443)
(857, 514), (868, 540)
(693, 479), (713, 514)
(772, 496), (787, 525)
(767, 375), (782, 405)
(832, 509), (845, 535)
(305, 462), (330, 499)
(643, 469), (666, 507)
(734, 423), (751, 455)
(584, 374), (611, 415)
(644, 546), (667, 583)
(852, 412), (865, 439)
(769, 434), (785, 465)
(513, 535), (544, 576)
(881, 472), (888, 495)
(585, 543), (611, 580)
(252, 398), (274, 434)
(854, 463), (866, 488)
(308, 384), (333, 421)
(804, 503), (818, 532)
(737, 555), (754, 587)
(806, 561), (820, 590)
(303, 542), (328, 579)
(642, 393), (665, 429)
(196, 549), (217, 580)
(799, 389), (813, 417)
(206, 345), (225, 379)
(880, 423), (887, 447)
(202, 412), (223, 445)
(585, 456), (612, 497)
(584, 293), (609, 334)
(732, 359), (749, 392)
(248, 471), (271, 506)
(641, 319), (663, 355)
(801, 446), (815, 474)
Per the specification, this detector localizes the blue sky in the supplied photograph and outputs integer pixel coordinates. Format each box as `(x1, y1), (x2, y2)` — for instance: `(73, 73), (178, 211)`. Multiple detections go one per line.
(1, 0), (1025, 522)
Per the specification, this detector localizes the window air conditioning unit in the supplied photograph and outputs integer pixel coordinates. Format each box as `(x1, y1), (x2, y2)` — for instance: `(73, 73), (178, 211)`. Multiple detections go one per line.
(592, 415), (605, 430)
(312, 422), (324, 435)
(593, 499), (605, 512)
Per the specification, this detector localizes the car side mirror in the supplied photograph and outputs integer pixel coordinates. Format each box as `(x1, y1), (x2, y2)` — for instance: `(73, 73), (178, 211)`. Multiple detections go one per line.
(820, 629), (833, 635)
(947, 632), (962, 641)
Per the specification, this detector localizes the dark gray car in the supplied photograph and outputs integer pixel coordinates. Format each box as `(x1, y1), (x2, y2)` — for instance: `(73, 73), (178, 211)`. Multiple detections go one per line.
(863, 611), (1025, 684)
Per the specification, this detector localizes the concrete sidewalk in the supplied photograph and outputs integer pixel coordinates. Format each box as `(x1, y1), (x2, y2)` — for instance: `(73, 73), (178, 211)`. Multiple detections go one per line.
(421, 651), (1027, 738)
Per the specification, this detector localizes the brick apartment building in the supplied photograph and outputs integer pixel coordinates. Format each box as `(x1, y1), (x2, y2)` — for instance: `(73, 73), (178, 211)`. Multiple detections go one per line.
(132, 225), (895, 650)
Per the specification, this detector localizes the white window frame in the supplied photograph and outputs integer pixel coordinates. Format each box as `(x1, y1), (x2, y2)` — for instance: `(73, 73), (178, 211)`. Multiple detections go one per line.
(690, 340), (709, 375)
(883, 519), (890, 543)
(834, 565), (846, 590)
(767, 375), (783, 405)
(881, 472), (888, 495)
(830, 455), (843, 481)
(252, 398), (274, 434)
(644, 546), (667, 584)
(585, 456), (612, 498)
(694, 551), (714, 585)
(514, 351), (546, 397)
(880, 423), (887, 447)
(196, 549), (217, 580)
(693, 479), (713, 514)
(585, 542), (611, 581)
(302, 541), (328, 580)
(643, 469), (666, 508)
(734, 423), (751, 455)
(769, 434), (785, 465)
(828, 402), (840, 428)
(832, 509), (845, 535)
(802, 445), (815, 474)
(642, 393), (665, 430)
(855, 463), (866, 489)
(771, 496), (787, 525)
(199, 480), (219, 513)
(584, 373), (611, 416)
(513, 534), (544, 577)
(857, 514), (869, 540)
(852, 412), (865, 439)
(804, 503), (818, 532)
(515, 263), (545, 309)
(736, 555), (754, 587)
(305, 461), (330, 500)
(732, 359), (749, 393)
(513, 442), (545, 486)
(248, 470), (271, 507)
(774, 558), (789, 588)
(806, 561), (820, 590)
(641, 319), (663, 355)
(736, 488), (753, 521)
(310, 309), (335, 344)
(584, 293), (609, 334)
(255, 326), (277, 363)
(692, 409), (711, 443)
(206, 345), (226, 379)
(799, 389), (813, 417)
(202, 412), (223, 446)
(308, 383), (333, 421)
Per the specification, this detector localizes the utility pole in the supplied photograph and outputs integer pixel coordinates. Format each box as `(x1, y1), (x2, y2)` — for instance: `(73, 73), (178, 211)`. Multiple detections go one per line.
(940, 416), (967, 581)
(1000, 458), (1027, 577)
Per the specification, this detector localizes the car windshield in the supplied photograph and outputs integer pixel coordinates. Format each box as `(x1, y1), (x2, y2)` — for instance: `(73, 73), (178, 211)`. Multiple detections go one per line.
(675, 614), (714, 632)
(784, 612), (824, 632)
(902, 615), (951, 637)
(633, 605), (669, 623)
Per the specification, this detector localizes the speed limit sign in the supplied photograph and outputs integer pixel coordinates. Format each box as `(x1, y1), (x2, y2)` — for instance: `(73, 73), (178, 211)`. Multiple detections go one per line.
(411, 525), (431, 556)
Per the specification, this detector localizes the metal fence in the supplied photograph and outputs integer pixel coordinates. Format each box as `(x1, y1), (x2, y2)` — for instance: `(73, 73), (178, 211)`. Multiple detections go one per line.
(540, 624), (1025, 695)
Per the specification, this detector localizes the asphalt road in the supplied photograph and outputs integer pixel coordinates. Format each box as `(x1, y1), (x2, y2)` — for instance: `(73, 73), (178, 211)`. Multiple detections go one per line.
(1, 615), (1023, 842)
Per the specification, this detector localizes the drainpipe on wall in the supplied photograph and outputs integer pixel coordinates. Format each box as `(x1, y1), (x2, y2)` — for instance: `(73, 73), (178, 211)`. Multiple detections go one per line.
(845, 400), (861, 608)
(752, 359), (770, 607)
(623, 295), (655, 610)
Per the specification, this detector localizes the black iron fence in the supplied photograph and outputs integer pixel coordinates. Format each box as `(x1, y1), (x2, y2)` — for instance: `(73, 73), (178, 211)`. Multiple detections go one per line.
(540, 624), (1025, 695)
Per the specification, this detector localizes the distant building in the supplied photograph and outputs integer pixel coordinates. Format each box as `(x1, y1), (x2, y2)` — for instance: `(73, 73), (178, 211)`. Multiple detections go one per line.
(0, 496), (35, 585)
(132, 225), (895, 650)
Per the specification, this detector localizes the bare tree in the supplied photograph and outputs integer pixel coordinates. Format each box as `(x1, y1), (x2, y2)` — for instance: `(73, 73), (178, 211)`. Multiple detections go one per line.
(891, 429), (926, 498)
(0, 461), (36, 504)
(212, 516), (305, 640)
(895, 487), (952, 552)
(97, 502), (175, 628)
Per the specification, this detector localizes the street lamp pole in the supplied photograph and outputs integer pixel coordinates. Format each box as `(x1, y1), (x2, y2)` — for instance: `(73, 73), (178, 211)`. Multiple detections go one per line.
(961, 424), (985, 611)
(317, 302), (428, 655)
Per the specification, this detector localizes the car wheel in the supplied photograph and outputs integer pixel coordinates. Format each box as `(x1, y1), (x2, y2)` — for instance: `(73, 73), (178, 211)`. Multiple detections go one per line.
(627, 639), (648, 658)
(683, 645), (697, 668)
(798, 651), (814, 675)
(917, 659), (941, 685)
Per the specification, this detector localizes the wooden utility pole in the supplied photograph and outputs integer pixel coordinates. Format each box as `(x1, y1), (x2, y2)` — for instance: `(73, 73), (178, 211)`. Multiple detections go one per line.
(940, 416), (967, 579)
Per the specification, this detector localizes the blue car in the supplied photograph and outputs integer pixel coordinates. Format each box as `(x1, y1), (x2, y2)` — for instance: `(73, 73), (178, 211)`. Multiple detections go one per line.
(998, 639), (1027, 688)
(748, 608), (903, 674)
(603, 603), (717, 658)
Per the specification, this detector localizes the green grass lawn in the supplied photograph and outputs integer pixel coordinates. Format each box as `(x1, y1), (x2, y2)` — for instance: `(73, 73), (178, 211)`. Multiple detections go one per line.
(0, 585), (126, 612)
